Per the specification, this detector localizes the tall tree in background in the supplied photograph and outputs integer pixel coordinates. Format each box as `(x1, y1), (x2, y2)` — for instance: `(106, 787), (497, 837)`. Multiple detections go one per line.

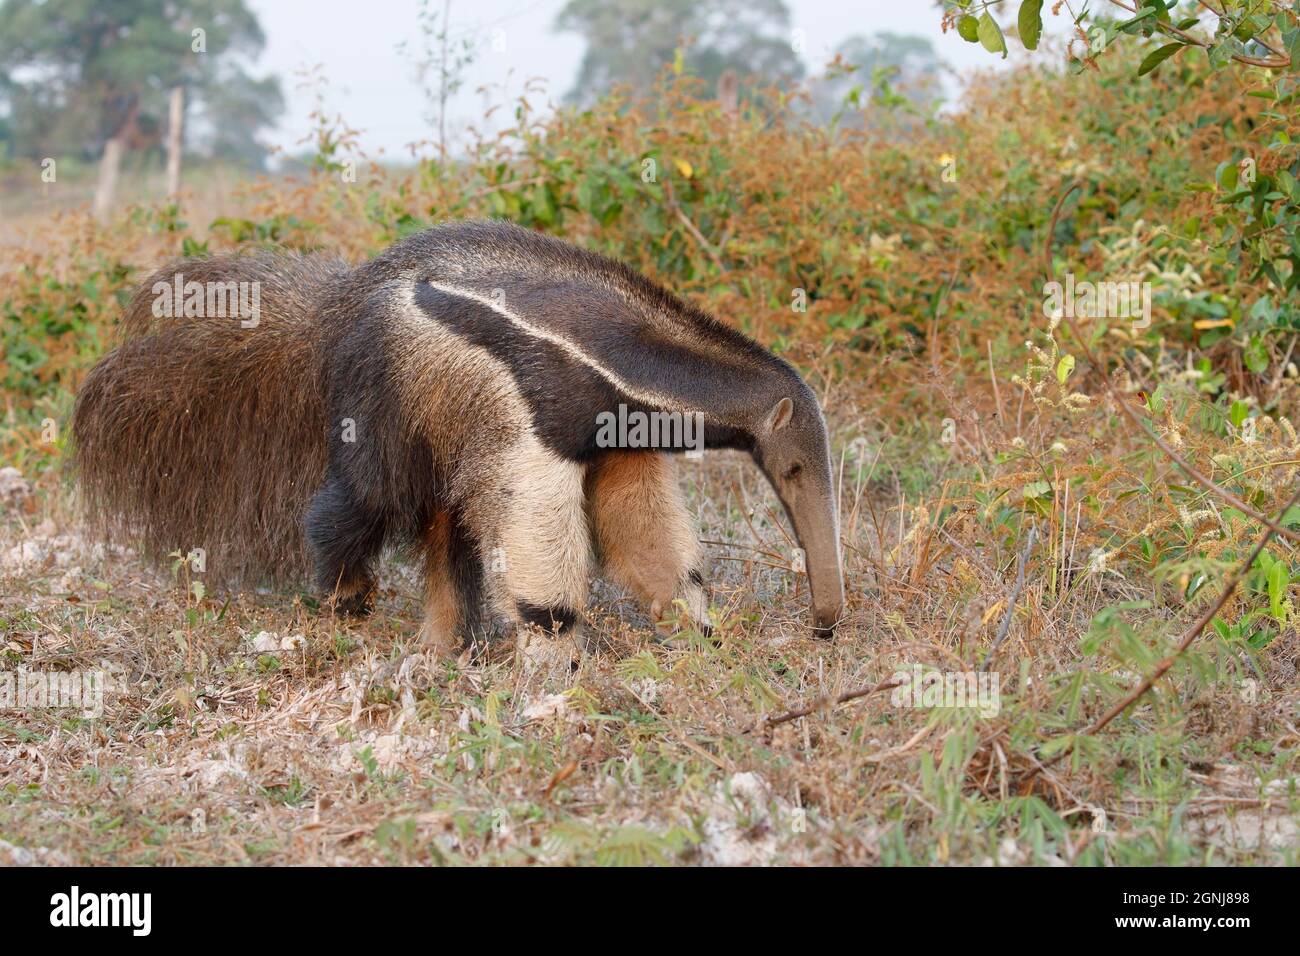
(399, 0), (476, 163)
(809, 32), (946, 128)
(196, 68), (284, 169)
(553, 0), (804, 104)
(0, 0), (282, 213)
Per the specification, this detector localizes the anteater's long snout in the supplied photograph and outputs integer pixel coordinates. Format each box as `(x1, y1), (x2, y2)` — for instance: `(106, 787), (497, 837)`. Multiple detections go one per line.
(794, 494), (845, 639)
(806, 504), (847, 639)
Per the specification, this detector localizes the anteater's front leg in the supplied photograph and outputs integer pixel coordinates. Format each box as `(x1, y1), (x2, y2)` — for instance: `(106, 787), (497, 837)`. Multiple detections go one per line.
(586, 450), (711, 635)
(494, 440), (591, 664)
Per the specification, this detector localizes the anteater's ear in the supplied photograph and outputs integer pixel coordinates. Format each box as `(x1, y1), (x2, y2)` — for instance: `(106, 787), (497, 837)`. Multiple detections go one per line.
(764, 396), (794, 433)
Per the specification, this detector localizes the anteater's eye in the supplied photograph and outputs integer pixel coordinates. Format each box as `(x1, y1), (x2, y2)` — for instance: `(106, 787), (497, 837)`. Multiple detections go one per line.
(784, 463), (804, 481)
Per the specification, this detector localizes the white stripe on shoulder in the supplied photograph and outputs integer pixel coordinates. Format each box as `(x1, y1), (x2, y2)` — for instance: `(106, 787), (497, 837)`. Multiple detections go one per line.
(421, 280), (686, 412)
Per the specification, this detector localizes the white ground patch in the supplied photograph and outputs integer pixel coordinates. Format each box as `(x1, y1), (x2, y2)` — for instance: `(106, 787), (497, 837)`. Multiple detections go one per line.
(249, 631), (306, 653)
(698, 771), (810, 866)
(1183, 764), (1300, 853)
(0, 515), (127, 581)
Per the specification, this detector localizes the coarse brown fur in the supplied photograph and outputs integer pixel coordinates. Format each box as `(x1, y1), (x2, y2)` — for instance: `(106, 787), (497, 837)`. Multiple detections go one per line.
(72, 251), (347, 582)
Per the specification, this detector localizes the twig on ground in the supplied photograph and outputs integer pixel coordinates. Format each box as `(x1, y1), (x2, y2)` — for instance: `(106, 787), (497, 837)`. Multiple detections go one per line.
(743, 676), (903, 735)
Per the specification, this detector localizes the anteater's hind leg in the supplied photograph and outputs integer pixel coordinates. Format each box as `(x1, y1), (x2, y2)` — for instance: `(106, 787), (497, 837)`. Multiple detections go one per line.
(419, 509), (488, 656)
(305, 474), (387, 616)
(586, 450), (711, 635)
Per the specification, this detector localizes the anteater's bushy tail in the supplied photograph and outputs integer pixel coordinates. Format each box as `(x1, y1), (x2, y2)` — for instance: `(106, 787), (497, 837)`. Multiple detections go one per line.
(73, 251), (350, 584)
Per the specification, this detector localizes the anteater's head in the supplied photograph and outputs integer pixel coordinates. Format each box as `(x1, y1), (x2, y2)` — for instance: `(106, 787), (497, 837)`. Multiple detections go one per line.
(748, 380), (845, 638)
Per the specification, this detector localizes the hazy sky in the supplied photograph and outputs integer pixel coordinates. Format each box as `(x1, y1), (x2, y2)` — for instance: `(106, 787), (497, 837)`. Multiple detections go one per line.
(249, 0), (1052, 161)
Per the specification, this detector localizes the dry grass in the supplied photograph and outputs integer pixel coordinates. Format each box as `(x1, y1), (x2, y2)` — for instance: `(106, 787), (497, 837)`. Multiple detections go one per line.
(2, 407), (1297, 866)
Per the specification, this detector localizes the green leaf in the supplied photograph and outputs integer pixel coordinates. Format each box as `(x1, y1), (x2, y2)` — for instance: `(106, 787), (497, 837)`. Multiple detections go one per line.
(1217, 159), (1239, 191)
(1018, 0), (1043, 50)
(1267, 561), (1288, 621)
(1206, 42), (1233, 69)
(1021, 481), (1052, 500)
(1146, 0), (1172, 24)
(1277, 169), (1298, 202)
(957, 15), (980, 43)
(1229, 399), (1249, 428)
(978, 12), (1008, 59)
(1137, 41), (1183, 76)
(1245, 336), (1270, 374)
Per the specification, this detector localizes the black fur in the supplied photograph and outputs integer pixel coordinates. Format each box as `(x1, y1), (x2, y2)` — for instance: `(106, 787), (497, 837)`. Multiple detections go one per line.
(516, 602), (579, 634)
(411, 282), (758, 459)
(445, 511), (489, 640)
(304, 474), (386, 612)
